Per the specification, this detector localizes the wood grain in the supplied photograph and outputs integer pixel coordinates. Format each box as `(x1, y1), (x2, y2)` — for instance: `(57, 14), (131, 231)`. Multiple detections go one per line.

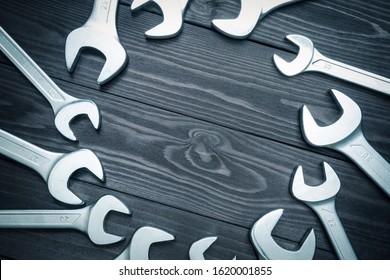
(0, 0), (389, 159)
(0, 65), (388, 259)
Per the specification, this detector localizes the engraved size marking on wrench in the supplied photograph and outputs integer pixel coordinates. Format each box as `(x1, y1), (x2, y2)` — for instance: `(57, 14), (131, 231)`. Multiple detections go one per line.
(100, 0), (112, 23)
(322, 209), (337, 228)
(0, 135), (50, 165)
(351, 144), (390, 184)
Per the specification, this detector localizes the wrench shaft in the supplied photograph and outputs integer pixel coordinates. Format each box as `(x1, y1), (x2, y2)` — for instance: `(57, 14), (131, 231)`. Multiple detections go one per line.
(87, 0), (119, 33)
(310, 50), (390, 96)
(334, 128), (390, 197)
(0, 129), (62, 180)
(0, 27), (75, 112)
(311, 200), (357, 260)
(0, 211), (83, 229)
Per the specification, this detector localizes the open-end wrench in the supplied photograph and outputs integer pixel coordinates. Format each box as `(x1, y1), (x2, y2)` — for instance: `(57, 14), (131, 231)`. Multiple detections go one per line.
(131, 0), (190, 39)
(273, 34), (390, 96)
(65, 0), (128, 85)
(189, 237), (236, 260)
(0, 128), (104, 205)
(0, 27), (100, 141)
(212, 0), (303, 39)
(301, 89), (390, 197)
(0, 195), (130, 245)
(250, 209), (316, 260)
(115, 226), (174, 260)
(291, 162), (358, 260)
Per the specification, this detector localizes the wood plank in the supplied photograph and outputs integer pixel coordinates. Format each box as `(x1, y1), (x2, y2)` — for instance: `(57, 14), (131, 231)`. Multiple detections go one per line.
(0, 160), (336, 260)
(0, 64), (388, 259)
(0, 0), (389, 160)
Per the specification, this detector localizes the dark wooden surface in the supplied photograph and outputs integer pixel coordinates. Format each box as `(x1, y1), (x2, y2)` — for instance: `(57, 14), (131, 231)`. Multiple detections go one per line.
(0, 0), (389, 260)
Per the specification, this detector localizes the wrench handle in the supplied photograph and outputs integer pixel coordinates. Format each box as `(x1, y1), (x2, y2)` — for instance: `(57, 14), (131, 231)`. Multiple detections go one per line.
(312, 200), (357, 260)
(335, 128), (390, 197)
(86, 0), (119, 33)
(0, 129), (62, 180)
(310, 50), (390, 96)
(0, 26), (74, 112)
(0, 210), (85, 230)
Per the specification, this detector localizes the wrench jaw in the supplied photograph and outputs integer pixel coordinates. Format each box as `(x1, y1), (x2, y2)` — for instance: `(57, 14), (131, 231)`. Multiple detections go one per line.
(65, 28), (128, 85)
(47, 149), (105, 206)
(54, 100), (101, 141)
(87, 195), (131, 245)
(291, 163), (340, 203)
(211, 0), (263, 40)
(116, 226), (175, 260)
(131, 0), (184, 39)
(250, 209), (316, 260)
(189, 236), (218, 260)
(273, 34), (314, 76)
(301, 90), (362, 147)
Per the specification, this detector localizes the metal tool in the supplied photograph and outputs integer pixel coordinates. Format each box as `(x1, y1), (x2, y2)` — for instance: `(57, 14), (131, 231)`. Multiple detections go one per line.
(0, 195), (130, 245)
(131, 0), (190, 39)
(189, 237), (236, 260)
(291, 162), (358, 260)
(0, 27), (101, 141)
(65, 0), (128, 85)
(301, 89), (390, 196)
(0, 128), (104, 205)
(250, 209), (316, 260)
(115, 226), (174, 260)
(273, 34), (390, 96)
(212, 0), (303, 39)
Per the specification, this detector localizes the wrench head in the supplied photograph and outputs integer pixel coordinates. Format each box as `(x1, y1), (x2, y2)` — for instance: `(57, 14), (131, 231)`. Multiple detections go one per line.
(189, 236), (218, 260)
(189, 236), (236, 260)
(212, 0), (263, 39)
(273, 34), (314, 76)
(47, 149), (104, 205)
(131, 0), (184, 39)
(301, 90), (362, 146)
(65, 27), (128, 85)
(291, 162), (340, 203)
(115, 226), (175, 260)
(88, 195), (131, 245)
(250, 209), (316, 260)
(54, 100), (100, 141)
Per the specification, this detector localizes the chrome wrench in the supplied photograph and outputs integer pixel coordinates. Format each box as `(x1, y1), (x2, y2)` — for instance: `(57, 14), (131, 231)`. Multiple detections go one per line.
(0, 128), (104, 205)
(0, 27), (100, 141)
(274, 34), (390, 96)
(291, 162), (358, 260)
(0, 195), (130, 245)
(301, 89), (390, 197)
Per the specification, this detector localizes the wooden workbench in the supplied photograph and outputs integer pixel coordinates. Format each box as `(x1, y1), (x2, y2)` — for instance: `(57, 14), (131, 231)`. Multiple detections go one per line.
(0, 0), (389, 260)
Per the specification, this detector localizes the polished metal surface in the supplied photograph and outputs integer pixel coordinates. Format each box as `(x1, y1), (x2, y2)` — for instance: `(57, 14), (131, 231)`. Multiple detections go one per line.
(0, 26), (101, 141)
(0, 195), (130, 245)
(65, 0), (128, 85)
(291, 163), (358, 260)
(301, 90), (390, 196)
(274, 34), (390, 96)
(189, 236), (236, 260)
(0, 129), (104, 205)
(250, 209), (316, 260)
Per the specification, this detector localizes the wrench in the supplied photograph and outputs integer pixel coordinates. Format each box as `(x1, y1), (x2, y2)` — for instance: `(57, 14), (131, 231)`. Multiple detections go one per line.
(273, 34), (390, 96)
(0, 27), (100, 141)
(189, 237), (236, 260)
(212, 0), (303, 39)
(291, 162), (358, 259)
(301, 89), (390, 196)
(0, 195), (130, 245)
(65, 0), (128, 85)
(131, 0), (190, 39)
(115, 226), (174, 260)
(250, 209), (316, 260)
(0, 128), (104, 205)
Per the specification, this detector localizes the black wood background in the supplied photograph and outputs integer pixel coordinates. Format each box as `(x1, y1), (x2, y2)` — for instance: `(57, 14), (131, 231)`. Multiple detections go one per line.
(0, 0), (389, 260)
